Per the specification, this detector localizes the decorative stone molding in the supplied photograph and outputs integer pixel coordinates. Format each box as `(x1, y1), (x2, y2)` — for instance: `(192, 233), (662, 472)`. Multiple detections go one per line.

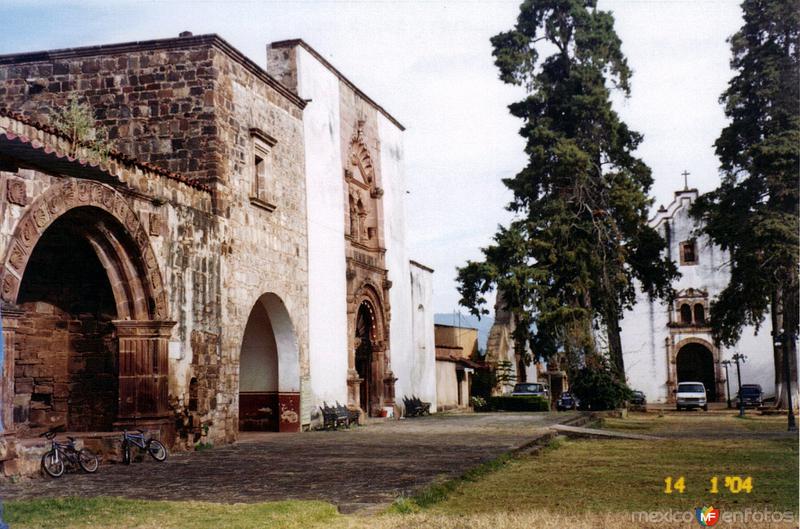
(0, 179), (169, 320)
(6, 179), (26, 206)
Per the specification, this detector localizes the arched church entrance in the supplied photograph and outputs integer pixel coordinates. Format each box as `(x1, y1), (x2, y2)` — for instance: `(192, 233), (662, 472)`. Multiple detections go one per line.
(238, 293), (300, 432)
(676, 343), (717, 401)
(355, 300), (376, 414)
(1, 181), (173, 435)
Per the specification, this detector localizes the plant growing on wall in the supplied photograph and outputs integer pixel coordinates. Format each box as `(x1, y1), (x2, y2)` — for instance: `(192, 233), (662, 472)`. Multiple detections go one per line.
(52, 96), (111, 161)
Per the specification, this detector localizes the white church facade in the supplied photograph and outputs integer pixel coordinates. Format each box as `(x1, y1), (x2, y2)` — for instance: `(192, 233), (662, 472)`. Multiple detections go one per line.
(621, 185), (776, 404)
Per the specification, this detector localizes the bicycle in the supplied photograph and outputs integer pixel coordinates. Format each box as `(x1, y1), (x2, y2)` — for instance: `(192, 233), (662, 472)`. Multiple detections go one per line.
(40, 429), (99, 478)
(121, 429), (168, 464)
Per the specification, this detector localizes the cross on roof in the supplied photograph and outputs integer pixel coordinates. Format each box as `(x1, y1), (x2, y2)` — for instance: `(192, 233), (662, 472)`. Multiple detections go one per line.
(681, 170), (690, 190)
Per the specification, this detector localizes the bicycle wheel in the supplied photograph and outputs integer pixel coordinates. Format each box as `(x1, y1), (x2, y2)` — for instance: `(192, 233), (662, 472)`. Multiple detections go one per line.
(78, 449), (99, 473)
(121, 440), (131, 465)
(41, 450), (64, 478)
(147, 439), (167, 462)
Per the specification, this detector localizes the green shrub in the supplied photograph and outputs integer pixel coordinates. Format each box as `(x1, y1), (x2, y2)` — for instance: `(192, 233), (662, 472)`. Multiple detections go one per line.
(485, 395), (550, 412)
(570, 358), (632, 410)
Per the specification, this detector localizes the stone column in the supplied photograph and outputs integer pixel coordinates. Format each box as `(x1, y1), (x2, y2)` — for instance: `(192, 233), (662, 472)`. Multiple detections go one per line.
(113, 320), (176, 430)
(1, 305), (23, 433)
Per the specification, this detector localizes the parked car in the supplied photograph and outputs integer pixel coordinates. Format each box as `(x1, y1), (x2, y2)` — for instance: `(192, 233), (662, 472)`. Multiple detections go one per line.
(511, 382), (549, 398)
(556, 391), (578, 411)
(736, 384), (763, 408)
(629, 390), (647, 410)
(675, 381), (708, 411)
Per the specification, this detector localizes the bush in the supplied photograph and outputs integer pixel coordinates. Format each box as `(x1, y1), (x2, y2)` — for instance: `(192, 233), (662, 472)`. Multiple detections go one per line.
(484, 395), (550, 412)
(570, 359), (632, 411)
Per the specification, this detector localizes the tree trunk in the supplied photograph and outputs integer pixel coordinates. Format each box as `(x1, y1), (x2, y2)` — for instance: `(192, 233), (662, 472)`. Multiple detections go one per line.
(605, 307), (625, 379)
(773, 278), (799, 410)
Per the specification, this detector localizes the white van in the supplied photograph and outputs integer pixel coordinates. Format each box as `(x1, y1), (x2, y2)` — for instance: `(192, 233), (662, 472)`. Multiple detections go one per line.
(675, 381), (708, 411)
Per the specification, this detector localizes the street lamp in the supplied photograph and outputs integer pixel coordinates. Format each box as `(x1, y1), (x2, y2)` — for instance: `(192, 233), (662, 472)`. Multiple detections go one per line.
(720, 359), (733, 409)
(731, 353), (747, 418)
(773, 329), (797, 432)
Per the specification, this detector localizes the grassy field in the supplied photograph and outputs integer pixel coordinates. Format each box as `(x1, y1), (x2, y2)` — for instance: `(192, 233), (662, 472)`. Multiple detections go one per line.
(5, 413), (798, 529)
(602, 411), (794, 434)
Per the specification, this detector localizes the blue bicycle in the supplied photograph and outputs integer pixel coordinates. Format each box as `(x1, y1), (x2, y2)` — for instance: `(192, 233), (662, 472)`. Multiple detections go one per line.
(121, 430), (168, 465)
(40, 429), (99, 478)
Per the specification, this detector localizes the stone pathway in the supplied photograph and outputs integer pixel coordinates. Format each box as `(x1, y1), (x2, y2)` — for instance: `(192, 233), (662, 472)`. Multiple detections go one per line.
(0, 412), (574, 513)
(552, 424), (665, 440)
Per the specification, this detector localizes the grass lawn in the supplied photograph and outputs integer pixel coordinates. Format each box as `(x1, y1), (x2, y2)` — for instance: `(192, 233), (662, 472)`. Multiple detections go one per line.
(5, 414), (798, 529)
(602, 411), (794, 435)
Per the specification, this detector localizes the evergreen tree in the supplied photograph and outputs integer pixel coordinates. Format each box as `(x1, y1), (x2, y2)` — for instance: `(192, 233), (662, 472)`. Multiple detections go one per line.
(691, 0), (799, 407)
(458, 0), (676, 377)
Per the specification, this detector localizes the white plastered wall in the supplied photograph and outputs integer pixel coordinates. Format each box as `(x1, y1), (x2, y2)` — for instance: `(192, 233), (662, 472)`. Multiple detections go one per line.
(621, 190), (776, 402)
(409, 263), (438, 410)
(294, 47), (350, 405)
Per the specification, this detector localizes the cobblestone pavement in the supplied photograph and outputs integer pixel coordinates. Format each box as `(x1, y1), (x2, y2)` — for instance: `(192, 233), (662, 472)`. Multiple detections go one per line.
(0, 412), (573, 512)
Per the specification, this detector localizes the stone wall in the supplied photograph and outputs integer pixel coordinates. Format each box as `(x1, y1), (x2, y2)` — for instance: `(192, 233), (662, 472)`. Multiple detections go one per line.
(0, 34), (310, 446)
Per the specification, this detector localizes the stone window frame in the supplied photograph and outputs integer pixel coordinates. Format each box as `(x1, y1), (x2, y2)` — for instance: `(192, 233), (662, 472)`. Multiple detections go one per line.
(674, 298), (709, 327)
(680, 239), (698, 265)
(249, 127), (278, 212)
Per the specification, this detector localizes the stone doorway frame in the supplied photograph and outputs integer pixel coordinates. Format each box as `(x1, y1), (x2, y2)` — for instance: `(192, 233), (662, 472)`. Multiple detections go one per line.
(347, 282), (394, 416)
(666, 336), (724, 403)
(0, 180), (175, 433)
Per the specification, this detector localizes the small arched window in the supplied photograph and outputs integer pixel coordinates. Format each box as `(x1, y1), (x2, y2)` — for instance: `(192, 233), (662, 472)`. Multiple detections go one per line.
(680, 304), (692, 324)
(694, 304), (705, 324)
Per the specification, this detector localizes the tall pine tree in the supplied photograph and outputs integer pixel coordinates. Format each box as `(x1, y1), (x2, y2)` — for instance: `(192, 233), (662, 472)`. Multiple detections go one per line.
(691, 0), (799, 408)
(458, 0), (676, 378)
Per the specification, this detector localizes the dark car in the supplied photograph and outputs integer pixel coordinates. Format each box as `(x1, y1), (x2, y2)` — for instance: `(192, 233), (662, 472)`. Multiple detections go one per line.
(556, 391), (578, 411)
(736, 384), (763, 408)
(629, 390), (647, 411)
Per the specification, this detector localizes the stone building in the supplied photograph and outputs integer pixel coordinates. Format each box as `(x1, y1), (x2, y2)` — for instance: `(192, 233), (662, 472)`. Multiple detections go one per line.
(620, 184), (776, 403)
(266, 41), (437, 417)
(434, 323), (479, 410)
(0, 32), (435, 472)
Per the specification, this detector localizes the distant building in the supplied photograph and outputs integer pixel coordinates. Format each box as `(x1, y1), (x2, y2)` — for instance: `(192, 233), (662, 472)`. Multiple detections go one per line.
(621, 185), (776, 403)
(434, 323), (481, 410)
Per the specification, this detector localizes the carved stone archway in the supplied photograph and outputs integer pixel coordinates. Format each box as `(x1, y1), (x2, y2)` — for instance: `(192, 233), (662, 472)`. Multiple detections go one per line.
(666, 337), (723, 402)
(343, 121), (394, 415)
(347, 282), (394, 415)
(0, 179), (174, 432)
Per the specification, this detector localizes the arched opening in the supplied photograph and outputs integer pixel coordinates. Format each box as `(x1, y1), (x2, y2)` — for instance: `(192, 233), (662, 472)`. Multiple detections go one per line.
(238, 293), (300, 432)
(2, 183), (173, 435)
(9, 204), (171, 432)
(694, 304), (705, 324)
(676, 343), (717, 401)
(680, 304), (692, 324)
(355, 300), (376, 414)
(16, 211), (119, 431)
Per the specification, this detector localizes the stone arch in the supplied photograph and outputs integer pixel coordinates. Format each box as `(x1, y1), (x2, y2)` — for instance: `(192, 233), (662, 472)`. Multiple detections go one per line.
(0, 179), (174, 432)
(348, 281), (393, 415)
(349, 134), (375, 186)
(694, 304), (706, 324)
(670, 337), (722, 402)
(355, 282), (387, 345)
(1, 180), (168, 320)
(238, 292), (300, 432)
(679, 303), (692, 324)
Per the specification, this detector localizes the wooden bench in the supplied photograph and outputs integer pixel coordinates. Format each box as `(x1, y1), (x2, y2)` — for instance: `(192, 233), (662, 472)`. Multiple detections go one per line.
(336, 401), (361, 427)
(320, 402), (360, 430)
(403, 395), (431, 417)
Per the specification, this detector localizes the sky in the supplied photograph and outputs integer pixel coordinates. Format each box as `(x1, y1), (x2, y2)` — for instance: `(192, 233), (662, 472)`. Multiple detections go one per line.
(1, 0), (745, 315)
